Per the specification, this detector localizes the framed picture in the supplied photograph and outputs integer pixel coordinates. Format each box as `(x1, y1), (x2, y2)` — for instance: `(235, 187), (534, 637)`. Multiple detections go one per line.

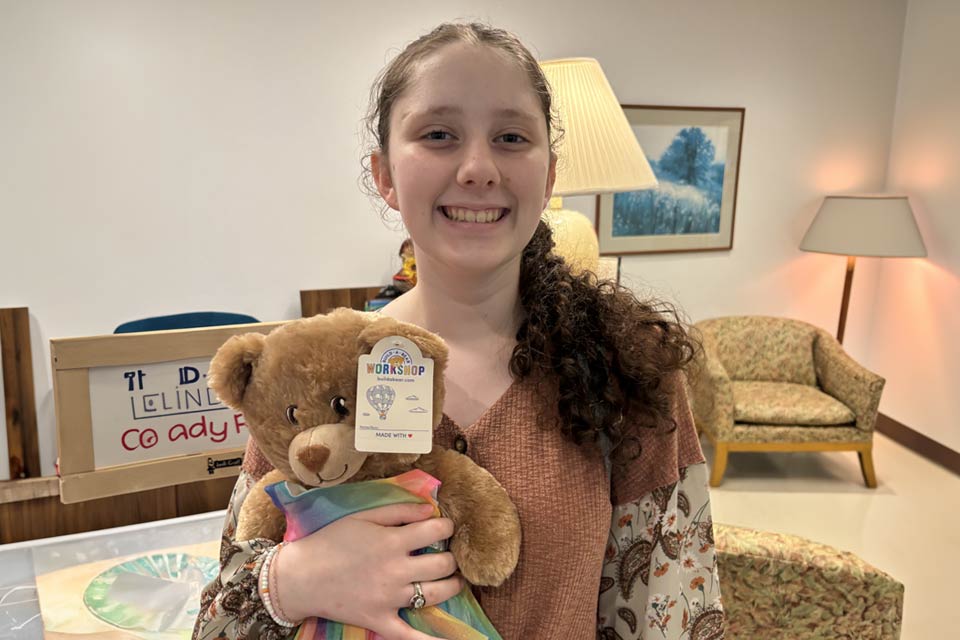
(596, 105), (744, 255)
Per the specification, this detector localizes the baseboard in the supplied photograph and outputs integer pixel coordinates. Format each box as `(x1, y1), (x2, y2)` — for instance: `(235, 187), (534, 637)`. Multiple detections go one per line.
(876, 413), (960, 477)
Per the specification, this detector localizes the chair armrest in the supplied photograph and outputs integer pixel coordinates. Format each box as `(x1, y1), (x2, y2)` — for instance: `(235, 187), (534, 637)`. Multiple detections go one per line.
(688, 343), (734, 440)
(814, 332), (885, 431)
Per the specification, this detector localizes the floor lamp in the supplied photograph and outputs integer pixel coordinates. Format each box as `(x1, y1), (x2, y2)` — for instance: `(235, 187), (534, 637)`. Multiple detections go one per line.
(800, 195), (927, 344)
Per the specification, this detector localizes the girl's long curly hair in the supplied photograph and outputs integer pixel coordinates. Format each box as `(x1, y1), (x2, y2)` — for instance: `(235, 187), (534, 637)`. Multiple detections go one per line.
(364, 22), (699, 462)
(514, 220), (698, 463)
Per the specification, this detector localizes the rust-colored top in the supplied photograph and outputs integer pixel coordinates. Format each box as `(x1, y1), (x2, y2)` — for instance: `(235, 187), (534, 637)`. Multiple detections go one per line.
(242, 373), (704, 639)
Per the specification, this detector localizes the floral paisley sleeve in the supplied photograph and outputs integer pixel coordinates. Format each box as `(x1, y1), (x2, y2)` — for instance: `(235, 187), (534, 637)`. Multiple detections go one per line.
(599, 462), (725, 640)
(192, 470), (294, 640)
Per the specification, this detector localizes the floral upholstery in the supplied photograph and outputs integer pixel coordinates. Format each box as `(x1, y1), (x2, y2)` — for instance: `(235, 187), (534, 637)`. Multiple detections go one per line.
(690, 316), (885, 442)
(732, 381), (855, 425)
(715, 523), (903, 639)
(701, 316), (819, 386)
(814, 332), (885, 431)
(725, 423), (872, 445)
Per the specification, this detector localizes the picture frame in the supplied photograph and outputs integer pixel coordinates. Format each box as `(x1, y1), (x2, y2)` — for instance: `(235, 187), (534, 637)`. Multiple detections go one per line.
(596, 105), (745, 255)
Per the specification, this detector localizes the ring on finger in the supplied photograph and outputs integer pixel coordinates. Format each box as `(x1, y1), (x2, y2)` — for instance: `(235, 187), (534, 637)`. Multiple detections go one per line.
(410, 581), (426, 610)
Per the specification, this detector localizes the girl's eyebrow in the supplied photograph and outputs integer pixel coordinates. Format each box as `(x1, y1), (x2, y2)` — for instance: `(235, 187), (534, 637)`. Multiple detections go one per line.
(400, 105), (540, 124)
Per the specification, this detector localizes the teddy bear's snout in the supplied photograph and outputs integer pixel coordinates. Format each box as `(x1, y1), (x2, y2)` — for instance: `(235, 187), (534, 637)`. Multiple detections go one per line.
(288, 423), (369, 487)
(296, 444), (331, 471)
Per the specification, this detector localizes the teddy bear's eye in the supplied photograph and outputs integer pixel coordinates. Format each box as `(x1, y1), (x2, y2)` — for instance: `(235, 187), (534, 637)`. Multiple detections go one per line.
(330, 396), (350, 418)
(285, 405), (298, 426)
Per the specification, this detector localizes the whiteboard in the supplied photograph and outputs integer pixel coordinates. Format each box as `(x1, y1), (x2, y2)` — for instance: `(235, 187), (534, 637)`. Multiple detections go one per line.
(89, 357), (248, 469)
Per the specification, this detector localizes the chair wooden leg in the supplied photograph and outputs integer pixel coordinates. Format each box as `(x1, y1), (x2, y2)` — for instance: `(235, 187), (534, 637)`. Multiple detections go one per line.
(710, 443), (729, 487)
(858, 446), (878, 489)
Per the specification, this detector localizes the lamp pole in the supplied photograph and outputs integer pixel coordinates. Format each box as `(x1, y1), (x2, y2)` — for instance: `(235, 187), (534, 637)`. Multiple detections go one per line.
(836, 256), (856, 344)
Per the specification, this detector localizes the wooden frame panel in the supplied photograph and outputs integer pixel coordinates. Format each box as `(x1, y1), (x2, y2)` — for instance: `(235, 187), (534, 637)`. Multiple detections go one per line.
(53, 368), (94, 475)
(59, 451), (249, 504)
(52, 322), (285, 370)
(1, 306), (40, 479)
(51, 321), (286, 503)
(300, 287), (381, 318)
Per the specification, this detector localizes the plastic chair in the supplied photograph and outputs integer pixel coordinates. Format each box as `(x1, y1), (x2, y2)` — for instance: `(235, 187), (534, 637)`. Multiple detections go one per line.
(113, 311), (259, 334)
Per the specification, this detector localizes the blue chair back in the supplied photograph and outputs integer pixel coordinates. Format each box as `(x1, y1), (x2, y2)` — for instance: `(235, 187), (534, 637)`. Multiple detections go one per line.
(114, 311), (259, 334)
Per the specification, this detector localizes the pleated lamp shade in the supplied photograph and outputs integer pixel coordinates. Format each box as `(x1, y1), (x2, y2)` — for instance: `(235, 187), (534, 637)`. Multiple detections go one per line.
(540, 58), (657, 196)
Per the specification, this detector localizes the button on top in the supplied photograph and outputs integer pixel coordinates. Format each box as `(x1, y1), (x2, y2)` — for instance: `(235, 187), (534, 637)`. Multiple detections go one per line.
(453, 435), (468, 454)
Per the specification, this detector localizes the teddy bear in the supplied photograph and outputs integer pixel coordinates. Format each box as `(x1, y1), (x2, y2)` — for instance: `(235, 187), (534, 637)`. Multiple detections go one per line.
(207, 308), (521, 637)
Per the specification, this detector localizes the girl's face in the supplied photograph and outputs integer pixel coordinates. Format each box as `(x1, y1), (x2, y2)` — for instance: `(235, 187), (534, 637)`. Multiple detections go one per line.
(372, 42), (556, 277)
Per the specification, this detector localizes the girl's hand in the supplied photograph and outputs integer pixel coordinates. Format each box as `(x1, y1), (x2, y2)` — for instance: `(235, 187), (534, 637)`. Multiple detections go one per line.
(272, 502), (464, 640)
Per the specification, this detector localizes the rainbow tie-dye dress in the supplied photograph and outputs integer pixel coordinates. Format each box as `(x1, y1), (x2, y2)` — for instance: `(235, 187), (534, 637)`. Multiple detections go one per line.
(264, 469), (502, 640)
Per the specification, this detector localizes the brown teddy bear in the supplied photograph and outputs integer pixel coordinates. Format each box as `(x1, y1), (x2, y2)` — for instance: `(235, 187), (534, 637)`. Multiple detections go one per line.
(207, 308), (521, 592)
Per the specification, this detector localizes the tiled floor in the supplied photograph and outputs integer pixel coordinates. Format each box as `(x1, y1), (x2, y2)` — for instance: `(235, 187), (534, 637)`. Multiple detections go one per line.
(704, 432), (958, 639)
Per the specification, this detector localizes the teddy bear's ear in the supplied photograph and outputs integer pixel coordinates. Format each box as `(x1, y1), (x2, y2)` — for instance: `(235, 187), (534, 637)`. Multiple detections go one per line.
(357, 317), (449, 374)
(208, 333), (267, 410)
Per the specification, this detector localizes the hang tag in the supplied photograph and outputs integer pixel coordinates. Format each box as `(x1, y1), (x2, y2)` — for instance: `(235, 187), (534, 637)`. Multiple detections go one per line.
(355, 336), (434, 454)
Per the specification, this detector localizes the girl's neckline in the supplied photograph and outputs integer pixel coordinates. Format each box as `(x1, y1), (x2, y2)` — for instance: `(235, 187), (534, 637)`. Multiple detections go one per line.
(441, 376), (521, 432)
(367, 308), (523, 432)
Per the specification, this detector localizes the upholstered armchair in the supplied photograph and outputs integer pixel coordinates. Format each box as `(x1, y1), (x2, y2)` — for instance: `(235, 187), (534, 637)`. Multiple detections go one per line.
(689, 316), (885, 487)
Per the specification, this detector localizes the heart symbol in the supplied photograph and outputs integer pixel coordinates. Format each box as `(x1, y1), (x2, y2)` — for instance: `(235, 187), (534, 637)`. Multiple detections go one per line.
(408, 434), (414, 438)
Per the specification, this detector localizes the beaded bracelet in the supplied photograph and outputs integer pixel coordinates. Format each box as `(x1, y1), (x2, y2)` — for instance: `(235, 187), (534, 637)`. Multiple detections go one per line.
(258, 542), (299, 628)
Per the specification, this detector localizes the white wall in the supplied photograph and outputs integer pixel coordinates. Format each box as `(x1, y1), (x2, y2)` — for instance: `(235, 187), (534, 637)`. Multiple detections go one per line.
(867, 0), (960, 452)
(0, 0), (909, 476)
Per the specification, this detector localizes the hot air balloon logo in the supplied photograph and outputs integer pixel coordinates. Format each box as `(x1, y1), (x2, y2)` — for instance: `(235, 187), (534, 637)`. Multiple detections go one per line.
(366, 384), (396, 420)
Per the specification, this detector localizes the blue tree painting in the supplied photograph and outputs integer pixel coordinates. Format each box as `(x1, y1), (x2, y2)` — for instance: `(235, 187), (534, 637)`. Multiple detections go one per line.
(613, 125), (726, 237)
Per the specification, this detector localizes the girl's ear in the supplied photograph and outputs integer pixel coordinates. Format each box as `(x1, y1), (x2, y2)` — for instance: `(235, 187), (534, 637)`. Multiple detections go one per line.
(371, 151), (400, 211)
(208, 333), (266, 410)
(542, 152), (558, 210)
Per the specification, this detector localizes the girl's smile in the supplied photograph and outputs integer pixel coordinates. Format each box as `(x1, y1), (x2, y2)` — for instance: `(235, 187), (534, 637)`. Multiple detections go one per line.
(438, 205), (509, 224)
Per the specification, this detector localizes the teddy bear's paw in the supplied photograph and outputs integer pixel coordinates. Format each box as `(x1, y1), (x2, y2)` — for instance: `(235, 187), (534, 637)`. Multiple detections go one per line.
(236, 513), (284, 543)
(450, 526), (520, 587)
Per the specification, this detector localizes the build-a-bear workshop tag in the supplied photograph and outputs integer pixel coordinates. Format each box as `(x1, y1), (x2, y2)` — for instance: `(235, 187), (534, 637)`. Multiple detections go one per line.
(355, 336), (434, 454)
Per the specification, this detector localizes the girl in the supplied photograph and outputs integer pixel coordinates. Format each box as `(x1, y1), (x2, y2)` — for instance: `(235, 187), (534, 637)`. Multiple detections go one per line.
(194, 22), (723, 640)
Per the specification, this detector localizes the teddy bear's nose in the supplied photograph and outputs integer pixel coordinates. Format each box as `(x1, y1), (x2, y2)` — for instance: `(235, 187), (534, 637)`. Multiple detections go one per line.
(296, 444), (331, 471)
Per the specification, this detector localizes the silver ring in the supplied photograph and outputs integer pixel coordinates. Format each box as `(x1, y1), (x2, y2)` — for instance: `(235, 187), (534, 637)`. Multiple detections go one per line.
(409, 581), (426, 610)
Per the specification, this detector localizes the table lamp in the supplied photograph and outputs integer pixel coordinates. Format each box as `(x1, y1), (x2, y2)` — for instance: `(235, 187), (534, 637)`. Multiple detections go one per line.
(800, 195), (927, 343)
(539, 58), (657, 275)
